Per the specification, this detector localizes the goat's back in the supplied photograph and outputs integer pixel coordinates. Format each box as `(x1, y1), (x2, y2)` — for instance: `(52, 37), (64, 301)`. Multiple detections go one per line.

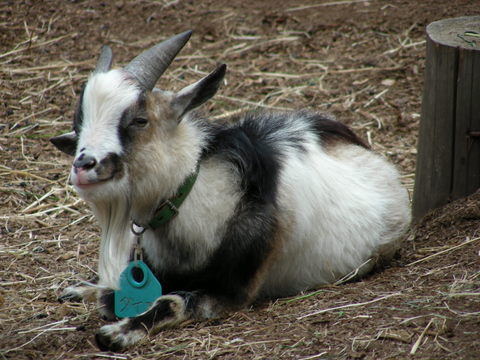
(224, 112), (411, 297)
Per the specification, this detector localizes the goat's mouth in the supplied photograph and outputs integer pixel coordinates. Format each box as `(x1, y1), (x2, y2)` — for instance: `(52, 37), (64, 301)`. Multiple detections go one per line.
(70, 168), (118, 191)
(74, 176), (114, 190)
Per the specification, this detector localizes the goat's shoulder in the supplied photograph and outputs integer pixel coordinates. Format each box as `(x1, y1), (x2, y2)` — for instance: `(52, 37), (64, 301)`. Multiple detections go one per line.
(203, 115), (283, 203)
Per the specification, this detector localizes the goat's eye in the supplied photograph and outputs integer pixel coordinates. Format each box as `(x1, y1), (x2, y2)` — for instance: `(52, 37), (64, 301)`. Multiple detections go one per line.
(130, 117), (148, 128)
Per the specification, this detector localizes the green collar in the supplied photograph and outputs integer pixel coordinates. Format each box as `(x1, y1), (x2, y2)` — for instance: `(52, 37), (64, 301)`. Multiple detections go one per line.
(148, 165), (199, 229)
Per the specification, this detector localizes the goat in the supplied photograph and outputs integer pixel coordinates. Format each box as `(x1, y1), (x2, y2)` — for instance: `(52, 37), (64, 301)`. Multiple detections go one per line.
(50, 30), (411, 351)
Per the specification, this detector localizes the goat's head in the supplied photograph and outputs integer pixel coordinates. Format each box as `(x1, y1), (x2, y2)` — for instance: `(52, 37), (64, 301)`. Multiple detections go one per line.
(51, 31), (226, 204)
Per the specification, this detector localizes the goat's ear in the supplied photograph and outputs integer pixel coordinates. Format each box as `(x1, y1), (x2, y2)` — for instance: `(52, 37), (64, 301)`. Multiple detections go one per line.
(50, 131), (78, 156)
(172, 64), (226, 119)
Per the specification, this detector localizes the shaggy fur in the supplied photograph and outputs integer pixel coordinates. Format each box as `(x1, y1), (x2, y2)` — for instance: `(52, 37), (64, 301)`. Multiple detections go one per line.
(51, 35), (411, 352)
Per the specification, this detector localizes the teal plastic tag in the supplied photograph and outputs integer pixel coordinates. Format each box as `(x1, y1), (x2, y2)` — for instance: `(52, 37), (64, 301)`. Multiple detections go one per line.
(114, 260), (162, 318)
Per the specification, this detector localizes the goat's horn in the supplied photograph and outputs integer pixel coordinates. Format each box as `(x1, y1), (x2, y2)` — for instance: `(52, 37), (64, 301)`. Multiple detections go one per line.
(94, 45), (113, 73)
(124, 30), (192, 90)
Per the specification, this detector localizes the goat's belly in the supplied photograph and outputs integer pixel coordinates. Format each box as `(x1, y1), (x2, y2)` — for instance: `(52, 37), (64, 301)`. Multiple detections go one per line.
(258, 146), (411, 299)
(258, 231), (378, 298)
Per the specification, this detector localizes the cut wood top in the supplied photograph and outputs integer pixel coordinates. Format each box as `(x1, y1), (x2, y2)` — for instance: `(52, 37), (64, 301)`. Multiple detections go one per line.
(427, 16), (480, 50)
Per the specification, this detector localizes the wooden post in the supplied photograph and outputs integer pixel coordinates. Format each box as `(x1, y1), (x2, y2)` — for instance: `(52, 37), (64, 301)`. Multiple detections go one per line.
(413, 16), (480, 221)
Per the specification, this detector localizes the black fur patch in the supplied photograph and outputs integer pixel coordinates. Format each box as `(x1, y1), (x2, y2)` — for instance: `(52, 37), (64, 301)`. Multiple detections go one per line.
(117, 92), (147, 148)
(155, 210), (278, 305)
(50, 132), (78, 156)
(207, 116), (282, 204)
(196, 117), (283, 301)
(204, 205), (278, 302)
(238, 111), (308, 153)
(96, 152), (124, 181)
(98, 289), (115, 320)
(95, 331), (123, 352)
(149, 115), (283, 304)
(169, 290), (200, 313)
(128, 297), (177, 330)
(305, 112), (369, 149)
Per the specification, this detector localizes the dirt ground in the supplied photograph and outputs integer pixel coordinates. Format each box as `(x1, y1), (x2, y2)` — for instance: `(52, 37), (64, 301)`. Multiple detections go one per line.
(1, 0), (479, 359)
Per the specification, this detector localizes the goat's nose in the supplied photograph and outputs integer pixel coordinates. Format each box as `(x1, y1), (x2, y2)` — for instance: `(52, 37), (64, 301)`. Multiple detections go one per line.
(73, 153), (97, 170)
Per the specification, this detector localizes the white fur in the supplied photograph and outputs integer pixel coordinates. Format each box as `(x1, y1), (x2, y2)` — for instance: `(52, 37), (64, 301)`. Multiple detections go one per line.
(98, 318), (146, 348)
(89, 155), (242, 291)
(73, 86), (242, 289)
(71, 70), (140, 202)
(260, 140), (410, 297)
(142, 158), (242, 272)
(66, 71), (141, 288)
(91, 196), (135, 290)
(60, 284), (98, 302)
(78, 70), (139, 159)
(128, 112), (207, 220)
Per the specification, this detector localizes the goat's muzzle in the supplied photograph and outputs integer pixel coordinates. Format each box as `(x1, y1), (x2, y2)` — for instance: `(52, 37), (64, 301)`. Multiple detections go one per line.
(74, 153), (97, 171)
(71, 152), (123, 191)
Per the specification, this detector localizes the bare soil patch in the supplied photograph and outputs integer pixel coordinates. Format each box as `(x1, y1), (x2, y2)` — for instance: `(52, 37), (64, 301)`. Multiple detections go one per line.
(1, 1), (479, 359)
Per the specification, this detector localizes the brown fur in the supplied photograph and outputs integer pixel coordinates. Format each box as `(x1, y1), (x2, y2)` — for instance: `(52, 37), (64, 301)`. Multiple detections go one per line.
(247, 215), (292, 301)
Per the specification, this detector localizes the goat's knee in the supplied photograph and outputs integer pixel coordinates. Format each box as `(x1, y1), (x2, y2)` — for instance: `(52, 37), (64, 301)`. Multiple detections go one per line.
(97, 288), (116, 320)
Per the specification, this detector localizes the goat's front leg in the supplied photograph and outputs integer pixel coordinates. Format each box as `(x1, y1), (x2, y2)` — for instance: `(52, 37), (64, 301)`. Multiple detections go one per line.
(59, 283), (98, 303)
(95, 291), (236, 352)
(59, 283), (116, 320)
(95, 205), (280, 351)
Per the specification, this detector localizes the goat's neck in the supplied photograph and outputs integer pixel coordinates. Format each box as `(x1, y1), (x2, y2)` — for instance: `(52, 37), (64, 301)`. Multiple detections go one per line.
(129, 118), (207, 225)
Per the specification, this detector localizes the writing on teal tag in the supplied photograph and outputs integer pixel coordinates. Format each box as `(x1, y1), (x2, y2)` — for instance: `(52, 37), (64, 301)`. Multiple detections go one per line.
(114, 260), (162, 318)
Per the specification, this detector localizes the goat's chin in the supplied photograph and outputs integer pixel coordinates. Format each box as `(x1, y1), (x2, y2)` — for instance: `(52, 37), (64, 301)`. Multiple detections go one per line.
(74, 178), (126, 203)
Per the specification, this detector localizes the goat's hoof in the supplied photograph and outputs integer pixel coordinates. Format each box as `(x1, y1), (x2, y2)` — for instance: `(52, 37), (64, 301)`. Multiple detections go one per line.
(58, 285), (93, 303)
(95, 321), (146, 352)
(95, 330), (124, 352)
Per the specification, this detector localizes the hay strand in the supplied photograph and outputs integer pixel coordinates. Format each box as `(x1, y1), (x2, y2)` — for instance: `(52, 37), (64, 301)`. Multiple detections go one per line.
(407, 236), (480, 267)
(410, 318), (434, 355)
(297, 292), (402, 320)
